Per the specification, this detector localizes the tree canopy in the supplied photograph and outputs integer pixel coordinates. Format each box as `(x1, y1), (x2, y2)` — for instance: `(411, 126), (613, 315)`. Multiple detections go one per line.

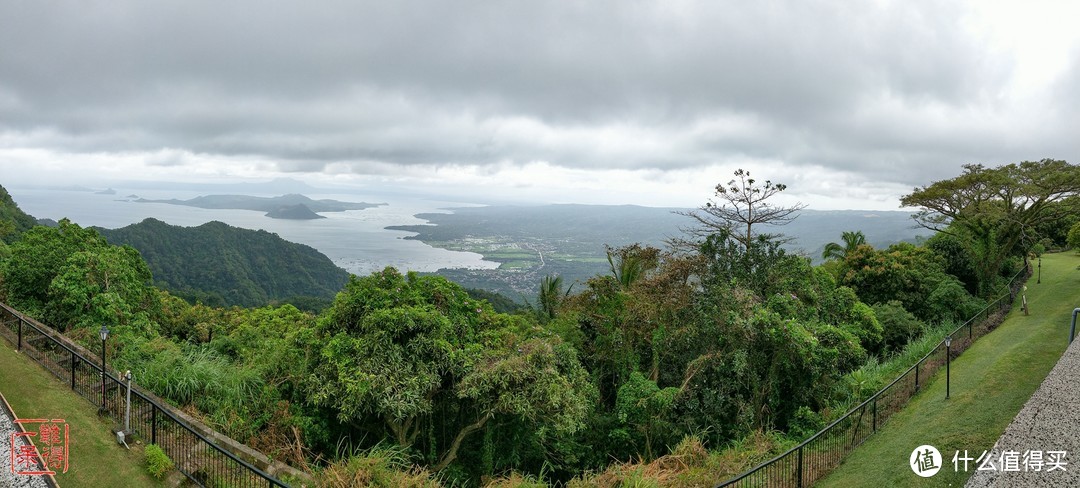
(901, 159), (1080, 293)
(307, 269), (594, 472)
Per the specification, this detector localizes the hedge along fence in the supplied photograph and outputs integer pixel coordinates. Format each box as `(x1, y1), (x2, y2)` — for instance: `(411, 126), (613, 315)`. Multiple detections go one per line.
(0, 302), (304, 488)
(716, 266), (1030, 488)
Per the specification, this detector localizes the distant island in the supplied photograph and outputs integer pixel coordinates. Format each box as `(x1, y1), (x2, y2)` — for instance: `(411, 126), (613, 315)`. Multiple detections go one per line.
(266, 203), (324, 220)
(136, 193), (386, 219)
(95, 188), (117, 195)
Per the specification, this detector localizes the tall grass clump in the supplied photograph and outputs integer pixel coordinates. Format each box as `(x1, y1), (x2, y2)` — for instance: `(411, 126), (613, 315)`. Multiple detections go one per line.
(828, 319), (955, 419)
(313, 442), (441, 488)
(119, 337), (265, 436)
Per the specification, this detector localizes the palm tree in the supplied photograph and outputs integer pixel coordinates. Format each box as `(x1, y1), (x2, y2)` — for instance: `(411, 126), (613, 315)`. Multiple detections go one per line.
(538, 274), (570, 320)
(822, 230), (867, 261)
(607, 246), (659, 289)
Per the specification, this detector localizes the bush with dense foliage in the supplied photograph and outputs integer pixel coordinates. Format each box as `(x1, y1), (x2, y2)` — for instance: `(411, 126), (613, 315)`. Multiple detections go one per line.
(144, 444), (175, 479)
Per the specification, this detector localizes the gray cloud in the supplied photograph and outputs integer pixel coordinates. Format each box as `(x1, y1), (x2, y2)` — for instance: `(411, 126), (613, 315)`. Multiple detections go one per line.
(0, 0), (1076, 195)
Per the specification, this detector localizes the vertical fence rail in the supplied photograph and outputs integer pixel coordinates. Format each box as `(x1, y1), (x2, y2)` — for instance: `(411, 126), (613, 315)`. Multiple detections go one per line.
(0, 303), (288, 488)
(717, 267), (1028, 487)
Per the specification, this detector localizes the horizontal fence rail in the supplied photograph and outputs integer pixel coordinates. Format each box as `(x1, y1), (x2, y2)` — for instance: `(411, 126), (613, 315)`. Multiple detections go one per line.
(717, 266), (1029, 487)
(0, 302), (289, 488)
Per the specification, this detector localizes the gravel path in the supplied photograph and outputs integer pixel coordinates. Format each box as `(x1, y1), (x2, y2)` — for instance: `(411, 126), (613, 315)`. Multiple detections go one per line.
(966, 334), (1080, 487)
(0, 392), (53, 488)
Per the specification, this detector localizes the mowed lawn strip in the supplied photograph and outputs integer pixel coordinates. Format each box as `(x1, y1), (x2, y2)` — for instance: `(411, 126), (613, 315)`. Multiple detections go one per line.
(818, 252), (1079, 488)
(0, 340), (164, 487)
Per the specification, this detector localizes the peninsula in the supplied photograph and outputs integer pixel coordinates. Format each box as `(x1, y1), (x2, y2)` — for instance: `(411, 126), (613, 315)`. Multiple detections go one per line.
(137, 193), (385, 219)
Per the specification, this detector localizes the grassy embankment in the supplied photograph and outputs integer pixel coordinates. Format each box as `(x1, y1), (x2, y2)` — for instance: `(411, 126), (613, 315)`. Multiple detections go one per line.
(818, 251), (1080, 487)
(0, 341), (164, 487)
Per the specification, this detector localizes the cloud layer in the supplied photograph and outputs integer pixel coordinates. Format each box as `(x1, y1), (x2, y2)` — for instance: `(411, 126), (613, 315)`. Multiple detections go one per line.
(1, 0), (1077, 208)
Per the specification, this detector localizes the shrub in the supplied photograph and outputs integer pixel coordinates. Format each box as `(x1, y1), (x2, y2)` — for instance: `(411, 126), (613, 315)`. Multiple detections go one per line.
(872, 301), (925, 353)
(145, 444), (175, 479)
(788, 406), (825, 440)
(926, 278), (984, 324)
(1070, 221), (1080, 252)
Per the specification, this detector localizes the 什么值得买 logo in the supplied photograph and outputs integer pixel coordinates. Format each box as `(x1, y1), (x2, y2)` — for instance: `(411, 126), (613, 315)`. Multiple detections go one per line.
(910, 444), (942, 477)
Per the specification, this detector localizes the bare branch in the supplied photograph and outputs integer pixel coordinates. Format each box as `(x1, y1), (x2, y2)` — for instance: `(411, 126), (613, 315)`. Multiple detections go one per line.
(677, 168), (806, 249)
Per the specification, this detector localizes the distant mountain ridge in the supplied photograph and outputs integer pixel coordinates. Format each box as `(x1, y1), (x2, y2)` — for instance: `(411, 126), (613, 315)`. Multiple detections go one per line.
(393, 204), (927, 260)
(390, 204), (929, 299)
(136, 193), (386, 219)
(98, 218), (350, 308)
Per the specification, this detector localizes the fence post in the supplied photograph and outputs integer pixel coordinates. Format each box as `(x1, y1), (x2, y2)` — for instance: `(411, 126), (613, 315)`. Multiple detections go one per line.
(70, 350), (76, 390)
(872, 397), (877, 432)
(797, 445), (804, 488)
(151, 404), (157, 445)
(915, 360), (920, 391)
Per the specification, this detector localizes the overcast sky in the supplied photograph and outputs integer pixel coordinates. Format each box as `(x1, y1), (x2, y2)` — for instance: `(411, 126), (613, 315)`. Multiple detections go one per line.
(1, 0), (1077, 210)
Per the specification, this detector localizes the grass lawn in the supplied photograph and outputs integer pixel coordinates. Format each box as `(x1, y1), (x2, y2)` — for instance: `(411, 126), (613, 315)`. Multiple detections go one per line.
(0, 340), (165, 487)
(817, 252), (1080, 487)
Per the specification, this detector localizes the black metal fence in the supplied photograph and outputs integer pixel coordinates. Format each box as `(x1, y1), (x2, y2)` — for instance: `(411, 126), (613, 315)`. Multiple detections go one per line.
(716, 267), (1029, 487)
(0, 302), (289, 488)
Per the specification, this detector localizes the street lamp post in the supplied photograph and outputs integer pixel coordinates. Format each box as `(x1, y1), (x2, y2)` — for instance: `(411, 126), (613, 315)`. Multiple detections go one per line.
(99, 325), (109, 414)
(124, 370), (133, 434)
(945, 335), (952, 400)
(1038, 257), (1042, 284)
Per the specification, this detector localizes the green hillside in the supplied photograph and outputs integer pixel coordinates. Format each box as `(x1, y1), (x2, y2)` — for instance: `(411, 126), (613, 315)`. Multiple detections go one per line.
(98, 218), (349, 308)
(0, 183), (38, 243)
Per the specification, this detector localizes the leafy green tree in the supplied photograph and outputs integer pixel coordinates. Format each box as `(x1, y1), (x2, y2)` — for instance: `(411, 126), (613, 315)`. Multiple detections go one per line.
(817, 285), (883, 355)
(3, 219), (110, 320)
(699, 228), (795, 298)
(822, 231), (866, 261)
(1068, 221), (1080, 252)
(49, 244), (158, 331)
(307, 268), (593, 472)
(925, 231), (980, 294)
(613, 372), (679, 460)
(872, 301), (926, 353)
(840, 242), (976, 322)
(901, 160), (1080, 294)
(675, 308), (846, 436)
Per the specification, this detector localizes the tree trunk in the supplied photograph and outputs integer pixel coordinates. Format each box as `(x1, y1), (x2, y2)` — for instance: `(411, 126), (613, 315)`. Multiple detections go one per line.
(433, 413), (491, 472)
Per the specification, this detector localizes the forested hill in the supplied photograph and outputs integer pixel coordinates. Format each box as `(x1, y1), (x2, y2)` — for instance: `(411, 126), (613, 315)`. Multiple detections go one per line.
(98, 218), (349, 308)
(0, 184), (38, 243)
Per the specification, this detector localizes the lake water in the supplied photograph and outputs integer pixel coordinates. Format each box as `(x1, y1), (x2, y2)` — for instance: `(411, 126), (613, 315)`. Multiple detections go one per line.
(7, 187), (499, 276)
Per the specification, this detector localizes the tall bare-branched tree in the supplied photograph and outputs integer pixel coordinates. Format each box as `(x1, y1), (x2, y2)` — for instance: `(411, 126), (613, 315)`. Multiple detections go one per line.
(675, 168), (806, 250)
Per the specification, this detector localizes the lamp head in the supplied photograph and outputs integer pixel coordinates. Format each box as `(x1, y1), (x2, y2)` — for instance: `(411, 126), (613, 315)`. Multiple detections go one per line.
(99, 324), (109, 342)
(945, 335), (952, 347)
